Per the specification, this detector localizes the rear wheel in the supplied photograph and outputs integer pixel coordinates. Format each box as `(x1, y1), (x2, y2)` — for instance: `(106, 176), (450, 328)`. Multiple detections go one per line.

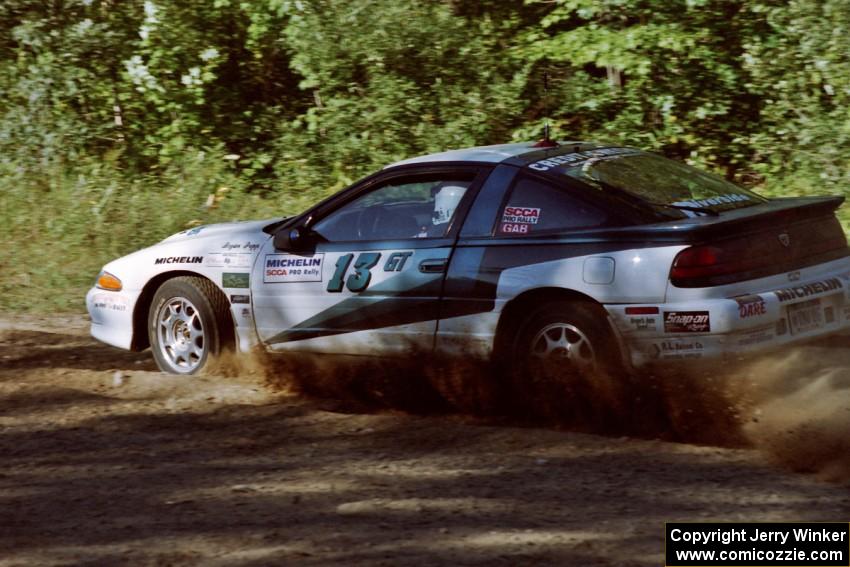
(529, 320), (598, 376)
(506, 300), (625, 424)
(148, 276), (232, 375)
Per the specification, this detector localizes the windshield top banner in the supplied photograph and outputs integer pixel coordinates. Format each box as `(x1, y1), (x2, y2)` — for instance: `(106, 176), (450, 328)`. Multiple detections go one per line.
(527, 147), (641, 172)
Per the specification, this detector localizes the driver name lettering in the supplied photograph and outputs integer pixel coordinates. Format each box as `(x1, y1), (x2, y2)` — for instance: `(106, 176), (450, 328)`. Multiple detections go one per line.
(264, 254), (324, 283)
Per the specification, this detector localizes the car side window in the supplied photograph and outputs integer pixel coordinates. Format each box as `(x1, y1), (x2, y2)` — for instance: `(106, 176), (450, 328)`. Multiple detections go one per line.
(313, 176), (473, 242)
(496, 175), (609, 236)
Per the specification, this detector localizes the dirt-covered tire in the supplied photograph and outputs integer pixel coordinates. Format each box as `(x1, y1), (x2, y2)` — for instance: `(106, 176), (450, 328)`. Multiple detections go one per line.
(506, 300), (625, 424)
(148, 276), (233, 375)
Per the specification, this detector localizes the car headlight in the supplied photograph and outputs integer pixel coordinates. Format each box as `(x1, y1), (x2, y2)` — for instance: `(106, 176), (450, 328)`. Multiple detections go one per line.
(96, 271), (123, 291)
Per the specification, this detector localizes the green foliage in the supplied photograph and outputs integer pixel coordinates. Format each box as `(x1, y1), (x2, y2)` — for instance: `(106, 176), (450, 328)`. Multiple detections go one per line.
(521, 0), (770, 173)
(1, 0), (849, 311)
(741, 0), (850, 188)
(0, 151), (292, 312)
(274, 0), (526, 192)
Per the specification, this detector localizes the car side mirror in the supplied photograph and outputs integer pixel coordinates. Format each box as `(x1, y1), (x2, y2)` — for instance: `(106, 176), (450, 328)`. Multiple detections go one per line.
(273, 226), (311, 251)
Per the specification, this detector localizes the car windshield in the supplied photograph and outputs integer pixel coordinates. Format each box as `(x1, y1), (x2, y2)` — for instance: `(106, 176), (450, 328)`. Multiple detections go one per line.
(556, 149), (766, 217)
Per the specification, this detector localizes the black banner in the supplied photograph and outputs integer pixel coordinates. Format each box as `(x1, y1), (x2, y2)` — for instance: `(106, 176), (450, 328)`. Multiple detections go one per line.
(665, 523), (849, 566)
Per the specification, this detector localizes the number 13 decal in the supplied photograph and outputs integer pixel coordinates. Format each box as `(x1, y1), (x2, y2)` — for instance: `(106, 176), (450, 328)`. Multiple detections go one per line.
(327, 252), (381, 293)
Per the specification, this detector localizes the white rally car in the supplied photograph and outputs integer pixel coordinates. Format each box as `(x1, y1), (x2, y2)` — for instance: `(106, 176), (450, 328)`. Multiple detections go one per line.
(87, 142), (850, 376)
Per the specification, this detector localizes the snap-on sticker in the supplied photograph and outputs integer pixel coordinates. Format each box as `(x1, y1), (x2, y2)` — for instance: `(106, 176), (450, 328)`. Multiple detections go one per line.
(664, 311), (710, 333)
(502, 207), (541, 224)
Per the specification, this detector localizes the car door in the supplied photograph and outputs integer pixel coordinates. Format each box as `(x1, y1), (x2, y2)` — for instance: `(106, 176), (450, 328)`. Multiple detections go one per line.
(252, 166), (489, 355)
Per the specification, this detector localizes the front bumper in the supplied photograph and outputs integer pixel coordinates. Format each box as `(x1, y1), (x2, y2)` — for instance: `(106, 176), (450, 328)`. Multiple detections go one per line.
(86, 287), (135, 350)
(609, 271), (850, 368)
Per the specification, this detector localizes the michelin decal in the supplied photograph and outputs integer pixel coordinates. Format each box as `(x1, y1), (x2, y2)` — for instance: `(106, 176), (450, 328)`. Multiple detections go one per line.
(155, 256), (203, 265)
(774, 277), (842, 302)
(264, 254), (324, 283)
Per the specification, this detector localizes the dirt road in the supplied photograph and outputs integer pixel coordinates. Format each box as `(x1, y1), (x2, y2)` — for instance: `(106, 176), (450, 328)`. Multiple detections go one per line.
(1, 315), (848, 566)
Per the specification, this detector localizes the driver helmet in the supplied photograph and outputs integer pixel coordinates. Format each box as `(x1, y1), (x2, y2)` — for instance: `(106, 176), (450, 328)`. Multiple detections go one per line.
(432, 184), (466, 226)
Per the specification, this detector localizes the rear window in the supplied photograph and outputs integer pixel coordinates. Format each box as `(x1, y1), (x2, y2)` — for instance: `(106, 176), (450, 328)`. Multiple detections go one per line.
(530, 148), (767, 217)
(496, 176), (609, 236)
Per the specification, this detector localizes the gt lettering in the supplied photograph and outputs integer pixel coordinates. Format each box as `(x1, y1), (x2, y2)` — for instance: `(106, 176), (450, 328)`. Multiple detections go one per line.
(384, 252), (412, 272)
(326, 252), (382, 293)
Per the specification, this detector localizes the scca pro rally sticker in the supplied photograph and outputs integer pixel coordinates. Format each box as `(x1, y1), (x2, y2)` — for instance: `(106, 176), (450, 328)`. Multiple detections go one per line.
(499, 206), (540, 235)
(664, 311), (710, 333)
(502, 206), (540, 224)
(264, 254), (323, 283)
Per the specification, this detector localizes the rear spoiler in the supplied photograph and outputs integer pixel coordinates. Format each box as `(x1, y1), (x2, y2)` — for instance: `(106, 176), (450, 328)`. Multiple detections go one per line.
(531, 196), (846, 244)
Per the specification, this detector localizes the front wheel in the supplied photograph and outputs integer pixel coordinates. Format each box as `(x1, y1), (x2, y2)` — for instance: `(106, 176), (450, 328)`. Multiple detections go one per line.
(148, 276), (232, 375)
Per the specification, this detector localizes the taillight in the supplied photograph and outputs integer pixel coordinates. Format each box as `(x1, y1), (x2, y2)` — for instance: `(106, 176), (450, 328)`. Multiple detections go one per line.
(670, 246), (723, 281)
(671, 215), (849, 287)
(670, 244), (766, 287)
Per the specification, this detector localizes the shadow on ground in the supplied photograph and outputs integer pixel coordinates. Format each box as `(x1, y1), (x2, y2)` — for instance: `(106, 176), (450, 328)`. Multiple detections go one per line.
(2, 401), (849, 566)
(1, 327), (739, 445)
(0, 329), (157, 372)
(2, 324), (850, 564)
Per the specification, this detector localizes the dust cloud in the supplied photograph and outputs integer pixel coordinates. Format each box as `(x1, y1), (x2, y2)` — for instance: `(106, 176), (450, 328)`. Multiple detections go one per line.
(733, 346), (850, 482)
(252, 340), (850, 481)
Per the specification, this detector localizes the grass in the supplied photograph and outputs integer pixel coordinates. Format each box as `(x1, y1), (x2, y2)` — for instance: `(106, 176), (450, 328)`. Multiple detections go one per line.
(1, 154), (326, 312)
(3, 156), (849, 313)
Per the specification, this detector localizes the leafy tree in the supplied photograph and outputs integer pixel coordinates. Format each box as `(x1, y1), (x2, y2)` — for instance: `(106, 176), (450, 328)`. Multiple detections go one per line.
(741, 0), (850, 191)
(520, 0), (777, 177)
(273, 0), (526, 192)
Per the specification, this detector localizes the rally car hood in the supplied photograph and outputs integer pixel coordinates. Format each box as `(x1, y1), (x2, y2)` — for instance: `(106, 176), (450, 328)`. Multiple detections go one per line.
(98, 218), (275, 294)
(159, 219), (276, 244)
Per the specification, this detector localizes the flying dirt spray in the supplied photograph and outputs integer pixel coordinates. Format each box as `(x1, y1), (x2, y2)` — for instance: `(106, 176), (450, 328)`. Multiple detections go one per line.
(255, 339), (850, 482)
(732, 344), (850, 481)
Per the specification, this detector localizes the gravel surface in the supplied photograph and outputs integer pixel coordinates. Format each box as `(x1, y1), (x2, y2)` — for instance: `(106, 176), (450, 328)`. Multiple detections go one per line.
(1, 315), (848, 566)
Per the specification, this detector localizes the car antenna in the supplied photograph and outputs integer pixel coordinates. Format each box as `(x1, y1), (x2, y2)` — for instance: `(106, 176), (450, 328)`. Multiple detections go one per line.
(533, 69), (558, 148)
